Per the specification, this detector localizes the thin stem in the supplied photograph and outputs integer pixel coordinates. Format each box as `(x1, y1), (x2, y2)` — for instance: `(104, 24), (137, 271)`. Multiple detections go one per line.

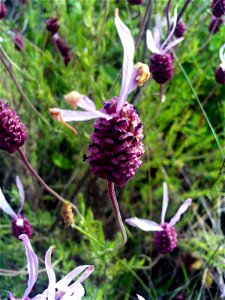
(16, 147), (82, 218)
(107, 181), (127, 251)
(177, 0), (191, 23)
(165, 0), (172, 35)
(0, 49), (49, 126)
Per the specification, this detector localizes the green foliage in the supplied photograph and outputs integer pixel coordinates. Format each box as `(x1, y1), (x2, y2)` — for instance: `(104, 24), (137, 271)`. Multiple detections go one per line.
(0, 0), (224, 299)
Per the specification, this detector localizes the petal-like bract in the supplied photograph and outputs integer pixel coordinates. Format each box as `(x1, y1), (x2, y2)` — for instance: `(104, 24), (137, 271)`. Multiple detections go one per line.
(114, 9), (135, 112)
(161, 182), (169, 224)
(170, 198), (192, 226)
(45, 246), (56, 300)
(16, 176), (25, 214)
(125, 217), (162, 232)
(19, 234), (39, 299)
(0, 188), (17, 219)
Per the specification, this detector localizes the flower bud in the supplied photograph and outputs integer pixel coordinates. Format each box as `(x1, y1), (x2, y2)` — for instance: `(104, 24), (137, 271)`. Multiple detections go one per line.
(150, 53), (174, 84)
(46, 17), (59, 35)
(53, 34), (71, 66)
(87, 98), (144, 186)
(211, 0), (225, 18)
(174, 20), (186, 38)
(0, 99), (27, 154)
(215, 65), (225, 84)
(61, 201), (74, 226)
(0, 1), (7, 19)
(11, 215), (33, 239)
(153, 223), (177, 254)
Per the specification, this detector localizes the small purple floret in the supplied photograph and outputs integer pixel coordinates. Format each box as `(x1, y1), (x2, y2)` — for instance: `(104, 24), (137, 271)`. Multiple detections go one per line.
(153, 223), (177, 254)
(0, 1), (7, 19)
(88, 97), (144, 186)
(174, 20), (186, 38)
(211, 0), (225, 18)
(12, 215), (33, 239)
(46, 17), (59, 35)
(150, 53), (174, 84)
(215, 65), (225, 84)
(0, 99), (27, 154)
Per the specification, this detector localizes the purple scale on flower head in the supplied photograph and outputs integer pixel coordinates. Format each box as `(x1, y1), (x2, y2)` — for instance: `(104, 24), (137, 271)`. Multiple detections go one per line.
(153, 222), (177, 254)
(14, 33), (24, 51)
(174, 20), (186, 38)
(215, 44), (225, 84)
(147, 6), (184, 84)
(88, 98), (144, 186)
(46, 17), (59, 35)
(211, 0), (225, 18)
(150, 53), (174, 84)
(0, 1), (7, 19)
(208, 16), (224, 34)
(127, 0), (144, 5)
(12, 214), (33, 239)
(0, 99), (26, 154)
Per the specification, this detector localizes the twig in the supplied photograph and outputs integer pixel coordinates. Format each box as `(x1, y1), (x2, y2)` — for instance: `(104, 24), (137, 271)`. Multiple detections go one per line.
(16, 147), (82, 219)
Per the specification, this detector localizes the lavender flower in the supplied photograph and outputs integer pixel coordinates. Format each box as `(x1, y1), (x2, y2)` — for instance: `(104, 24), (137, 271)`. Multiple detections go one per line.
(0, 176), (32, 239)
(211, 0), (225, 18)
(147, 7), (184, 84)
(126, 182), (192, 254)
(0, 1), (7, 19)
(46, 17), (59, 35)
(8, 234), (94, 300)
(215, 44), (225, 84)
(50, 9), (150, 186)
(0, 99), (27, 154)
(208, 16), (224, 34)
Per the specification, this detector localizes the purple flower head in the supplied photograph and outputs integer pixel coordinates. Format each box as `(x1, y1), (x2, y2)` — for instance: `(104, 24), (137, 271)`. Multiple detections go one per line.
(46, 17), (59, 35)
(211, 0), (225, 18)
(0, 176), (33, 239)
(0, 99), (27, 154)
(174, 20), (186, 38)
(50, 9), (150, 186)
(8, 234), (94, 300)
(126, 182), (192, 254)
(215, 44), (225, 84)
(0, 1), (7, 19)
(127, 0), (144, 5)
(147, 6), (184, 84)
(14, 33), (24, 51)
(208, 16), (224, 34)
